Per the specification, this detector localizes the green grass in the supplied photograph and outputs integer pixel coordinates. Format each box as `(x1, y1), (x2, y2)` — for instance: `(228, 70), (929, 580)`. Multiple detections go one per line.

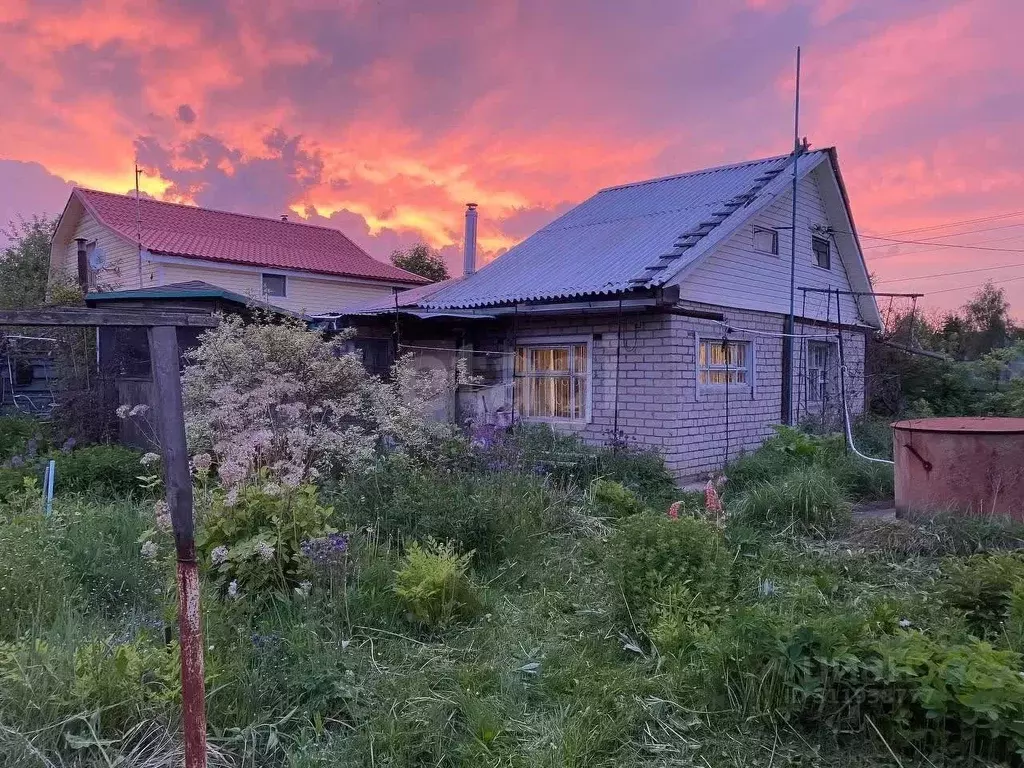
(3, 428), (1024, 766)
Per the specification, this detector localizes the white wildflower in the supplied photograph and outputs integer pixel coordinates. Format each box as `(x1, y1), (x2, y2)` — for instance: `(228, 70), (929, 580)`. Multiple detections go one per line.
(294, 580), (312, 599)
(140, 541), (158, 559)
(254, 541), (275, 562)
(192, 453), (212, 472)
(210, 546), (229, 566)
(115, 404), (131, 419)
(898, 618), (912, 629)
(129, 404), (150, 417)
(227, 580), (240, 599)
(140, 452), (161, 466)
(262, 483), (281, 497)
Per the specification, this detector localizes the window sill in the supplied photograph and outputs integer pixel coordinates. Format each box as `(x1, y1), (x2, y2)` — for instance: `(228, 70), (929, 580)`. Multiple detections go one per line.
(518, 415), (591, 427)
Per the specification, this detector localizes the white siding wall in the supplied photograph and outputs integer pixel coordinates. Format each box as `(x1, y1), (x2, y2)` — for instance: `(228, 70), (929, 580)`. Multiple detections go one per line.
(152, 262), (400, 315)
(674, 165), (865, 326)
(54, 210), (143, 292)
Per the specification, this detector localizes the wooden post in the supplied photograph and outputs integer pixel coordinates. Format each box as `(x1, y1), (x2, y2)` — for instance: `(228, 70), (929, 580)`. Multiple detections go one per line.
(149, 325), (207, 768)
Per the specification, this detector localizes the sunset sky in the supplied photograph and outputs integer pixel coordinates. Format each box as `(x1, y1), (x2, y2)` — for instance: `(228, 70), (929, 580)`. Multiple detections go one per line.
(1, 0), (1022, 317)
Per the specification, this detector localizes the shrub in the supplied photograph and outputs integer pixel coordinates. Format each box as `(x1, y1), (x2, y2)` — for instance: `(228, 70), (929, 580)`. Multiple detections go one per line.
(591, 479), (645, 519)
(609, 514), (731, 626)
(182, 315), (461, 489)
(0, 415), (49, 462)
(393, 540), (481, 629)
(938, 553), (1024, 636)
(199, 482), (335, 597)
(54, 444), (148, 497)
(0, 465), (35, 502)
(733, 466), (851, 533)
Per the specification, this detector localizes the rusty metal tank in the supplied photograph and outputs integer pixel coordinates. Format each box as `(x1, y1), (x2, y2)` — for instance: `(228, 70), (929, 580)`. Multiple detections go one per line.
(893, 417), (1024, 520)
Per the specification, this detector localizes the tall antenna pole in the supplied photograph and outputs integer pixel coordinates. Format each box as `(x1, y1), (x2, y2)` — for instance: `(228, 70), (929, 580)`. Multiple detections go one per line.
(135, 160), (143, 288)
(781, 46), (801, 426)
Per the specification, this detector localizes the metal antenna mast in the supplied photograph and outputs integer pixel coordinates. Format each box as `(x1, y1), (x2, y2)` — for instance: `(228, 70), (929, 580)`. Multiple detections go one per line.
(780, 46), (801, 425)
(135, 159), (143, 288)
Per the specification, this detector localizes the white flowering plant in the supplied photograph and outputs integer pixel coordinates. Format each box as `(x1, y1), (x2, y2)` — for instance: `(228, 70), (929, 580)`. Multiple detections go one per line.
(197, 479), (335, 597)
(181, 315), (463, 491)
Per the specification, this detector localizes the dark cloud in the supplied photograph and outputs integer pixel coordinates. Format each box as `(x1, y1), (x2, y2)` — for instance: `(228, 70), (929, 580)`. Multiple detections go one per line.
(135, 130), (324, 218)
(176, 104), (196, 124)
(497, 202), (573, 241)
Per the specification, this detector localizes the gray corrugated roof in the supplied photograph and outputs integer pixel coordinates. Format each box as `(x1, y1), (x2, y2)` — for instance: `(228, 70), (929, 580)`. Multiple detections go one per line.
(422, 151), (828, 310)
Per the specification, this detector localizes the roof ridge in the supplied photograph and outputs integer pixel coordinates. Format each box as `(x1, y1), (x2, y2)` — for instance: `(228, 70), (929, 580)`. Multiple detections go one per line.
(597, 150), (822, 194)
(74, 187), (353, 237)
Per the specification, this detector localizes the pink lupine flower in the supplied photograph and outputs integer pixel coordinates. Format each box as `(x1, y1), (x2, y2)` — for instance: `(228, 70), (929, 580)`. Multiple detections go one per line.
(667, 501), (682, 520)
(704, 480), (723, 515)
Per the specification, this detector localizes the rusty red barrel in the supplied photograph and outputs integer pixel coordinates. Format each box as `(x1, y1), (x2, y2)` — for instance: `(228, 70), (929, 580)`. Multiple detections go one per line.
(893, 417), (1024, 520)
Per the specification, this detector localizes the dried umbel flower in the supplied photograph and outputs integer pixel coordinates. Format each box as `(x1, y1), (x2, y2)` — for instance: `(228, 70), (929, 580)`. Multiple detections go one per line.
(254, 541), (275, 562)
(129, 404), (150, 417)
(141, 541), (158, 559)
(116, 404), (132, 419)
(192, 453), (212, 471)
(140, 452), (161, 466)
(211, 546), (229, 566)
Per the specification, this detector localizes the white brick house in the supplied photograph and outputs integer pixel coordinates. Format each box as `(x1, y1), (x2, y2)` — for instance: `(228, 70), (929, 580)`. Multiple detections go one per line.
(325, 148), (881, 480)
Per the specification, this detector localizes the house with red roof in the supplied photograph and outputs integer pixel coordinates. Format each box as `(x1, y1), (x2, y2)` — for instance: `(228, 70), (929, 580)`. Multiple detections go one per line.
(48, 188), (430, 315)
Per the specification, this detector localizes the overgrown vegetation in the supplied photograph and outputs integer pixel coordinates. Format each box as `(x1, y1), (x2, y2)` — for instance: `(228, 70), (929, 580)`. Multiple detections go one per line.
(4, 319), (1024, 767)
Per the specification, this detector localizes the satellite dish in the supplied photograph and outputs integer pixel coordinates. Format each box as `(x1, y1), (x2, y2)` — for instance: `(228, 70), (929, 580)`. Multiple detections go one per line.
(88, 245), (108, 270)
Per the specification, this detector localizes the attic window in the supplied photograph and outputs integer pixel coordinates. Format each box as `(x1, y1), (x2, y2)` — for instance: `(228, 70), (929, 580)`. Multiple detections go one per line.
(812, 236), (831, 270)
(753, 226), (778, 255)
(261, 273), (287, 298)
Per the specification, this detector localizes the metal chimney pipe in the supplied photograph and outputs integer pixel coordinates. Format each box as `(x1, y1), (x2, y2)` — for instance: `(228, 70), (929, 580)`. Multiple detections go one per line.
(75, 238), (89, 292)
(463, 203), (478, 277)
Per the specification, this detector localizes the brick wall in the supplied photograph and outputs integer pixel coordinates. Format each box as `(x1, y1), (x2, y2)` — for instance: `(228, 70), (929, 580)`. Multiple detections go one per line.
(466, 301), (868, 482)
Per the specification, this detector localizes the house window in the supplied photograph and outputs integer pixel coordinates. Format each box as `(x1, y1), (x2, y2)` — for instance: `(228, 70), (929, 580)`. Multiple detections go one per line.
(812, 235), (831, 270)
(514, 342), (589, 421)
(806, 341), (833, 402)
(753, 226), (778, 255)
(698, 339), (750, 386)
(261, 273), (287, 297)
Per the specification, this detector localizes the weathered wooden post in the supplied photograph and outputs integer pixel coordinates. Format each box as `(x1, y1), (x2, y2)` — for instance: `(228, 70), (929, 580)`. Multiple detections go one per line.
(149, 325), (207, 768)
(0, 308), (215, 768)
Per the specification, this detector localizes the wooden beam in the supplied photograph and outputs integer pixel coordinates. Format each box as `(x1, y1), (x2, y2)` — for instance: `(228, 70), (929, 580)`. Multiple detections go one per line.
(148, 325), (208, 768)
(0, 307), (217, 328)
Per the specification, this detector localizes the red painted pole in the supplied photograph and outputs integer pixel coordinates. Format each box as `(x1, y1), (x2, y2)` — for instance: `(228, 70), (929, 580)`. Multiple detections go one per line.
(150, 325), (208, 768)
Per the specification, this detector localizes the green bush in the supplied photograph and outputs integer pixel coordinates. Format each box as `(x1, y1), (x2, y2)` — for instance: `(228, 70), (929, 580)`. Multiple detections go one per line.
(0, 465), (35, 502)
(591, 479), (645, 519)
(54, 444), (148, 497)
(609, 514), (731, 626)
(393, 540), (481, 629)
(199, 482), (334, 597)
(938, 553), (1024, 636)
(336, 458), (552, 564)
(733, 466), (851, 533)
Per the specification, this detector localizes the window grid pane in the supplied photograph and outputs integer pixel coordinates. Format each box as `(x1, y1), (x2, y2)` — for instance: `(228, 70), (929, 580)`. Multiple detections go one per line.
(514, 343), (588, 421)
(698, 340), (750, 386)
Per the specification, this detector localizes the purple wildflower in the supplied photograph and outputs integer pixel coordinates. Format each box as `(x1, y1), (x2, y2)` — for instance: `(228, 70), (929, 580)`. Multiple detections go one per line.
(300, 533), (350, 564)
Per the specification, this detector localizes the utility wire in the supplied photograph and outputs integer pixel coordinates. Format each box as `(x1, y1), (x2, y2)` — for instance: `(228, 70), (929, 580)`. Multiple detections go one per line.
(876, 262), (1024, 284)
(924, 273), (1024, 296)
(858, 234), (1024, 254)
(862, 221), (1024, 249)
(864, 209), (1024, 238)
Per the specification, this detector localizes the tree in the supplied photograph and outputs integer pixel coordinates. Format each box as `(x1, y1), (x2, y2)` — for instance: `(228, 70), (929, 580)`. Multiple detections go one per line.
(0, 215), (56, 309)
(962, 282), (1012, 359)
(390, 244), (449, 282)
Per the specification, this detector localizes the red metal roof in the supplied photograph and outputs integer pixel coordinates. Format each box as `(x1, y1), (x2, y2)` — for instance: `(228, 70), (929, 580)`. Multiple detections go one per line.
(73, 188), (430, 285)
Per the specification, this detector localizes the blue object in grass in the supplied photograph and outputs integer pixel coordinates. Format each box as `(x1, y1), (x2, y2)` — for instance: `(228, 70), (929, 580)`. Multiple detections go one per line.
(43, 459), (55, 516)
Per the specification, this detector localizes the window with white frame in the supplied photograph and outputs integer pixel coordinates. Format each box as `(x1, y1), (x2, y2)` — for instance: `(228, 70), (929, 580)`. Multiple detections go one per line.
(806, 340), (833, 402)
(753, 226), (778, 255)
(698, 339), (751, 386)
(514, 342), (589, 421)
(812, 235), (831, 270)
(261, 273), (287, 297)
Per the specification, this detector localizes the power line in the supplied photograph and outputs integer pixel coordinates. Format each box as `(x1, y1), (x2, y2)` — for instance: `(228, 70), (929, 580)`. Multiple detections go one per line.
(866, 230), (1024, 261)
(863, 222), (1024, 250)
(876, 262), (1024, 284)
(864, 209), (1024, 238)
(925, 274), (1024, 296)
(858, 234), (1024, 255)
